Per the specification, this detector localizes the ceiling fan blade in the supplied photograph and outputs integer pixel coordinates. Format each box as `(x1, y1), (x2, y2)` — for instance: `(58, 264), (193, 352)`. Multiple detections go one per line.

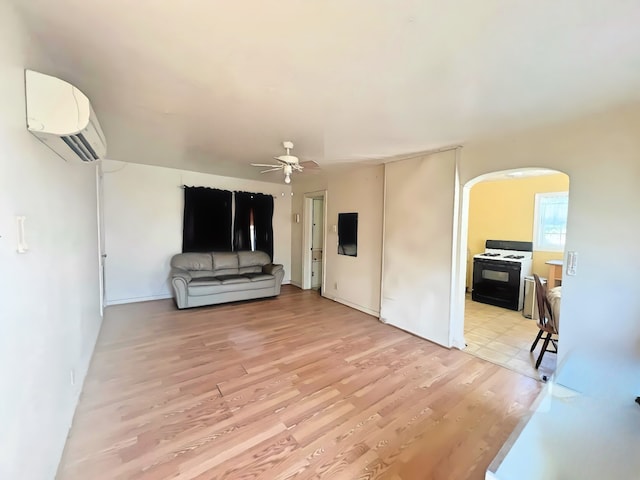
(299, 160), (320, 169)
(251, 163), (281, 167)
(260, 167), (282, 173)
(298, 160), (321, 174)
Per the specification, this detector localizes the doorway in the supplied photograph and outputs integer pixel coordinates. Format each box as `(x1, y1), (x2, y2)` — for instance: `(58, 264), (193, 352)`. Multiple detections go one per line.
(302, 191), (327, 291)
(454, 168), (569, 380)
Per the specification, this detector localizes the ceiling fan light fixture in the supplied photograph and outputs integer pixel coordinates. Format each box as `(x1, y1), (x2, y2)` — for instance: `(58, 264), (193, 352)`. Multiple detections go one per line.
(251, 141), (320, 182)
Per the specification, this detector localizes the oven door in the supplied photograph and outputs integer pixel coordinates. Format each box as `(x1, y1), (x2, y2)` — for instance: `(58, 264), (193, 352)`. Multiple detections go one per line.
(472, 258), (521, 310)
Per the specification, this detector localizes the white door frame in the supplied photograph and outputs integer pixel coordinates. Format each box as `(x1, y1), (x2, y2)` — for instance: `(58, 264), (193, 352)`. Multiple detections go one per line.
(301, 190), (327, 291)
(96, 163), (106, 316)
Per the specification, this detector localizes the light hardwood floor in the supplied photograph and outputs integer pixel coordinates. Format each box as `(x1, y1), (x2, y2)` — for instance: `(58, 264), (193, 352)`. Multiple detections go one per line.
(58, 286), (541, 480)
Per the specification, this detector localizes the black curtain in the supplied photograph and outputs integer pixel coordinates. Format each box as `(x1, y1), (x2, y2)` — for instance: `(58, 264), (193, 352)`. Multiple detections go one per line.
(234, 191), (274, 259)
(182, 187), (233, 252)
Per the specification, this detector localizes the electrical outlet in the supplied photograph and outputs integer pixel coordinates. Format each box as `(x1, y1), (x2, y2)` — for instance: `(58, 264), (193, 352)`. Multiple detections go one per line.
(70, 369), (75, 386)
(334, 282), (338, 290)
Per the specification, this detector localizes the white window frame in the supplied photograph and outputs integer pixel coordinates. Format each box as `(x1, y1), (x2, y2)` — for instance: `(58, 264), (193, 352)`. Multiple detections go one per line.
(533, 191), (569, 252)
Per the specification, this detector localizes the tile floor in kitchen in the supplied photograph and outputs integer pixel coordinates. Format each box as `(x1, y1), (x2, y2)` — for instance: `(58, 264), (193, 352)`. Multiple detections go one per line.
(464, 295), (556, 380)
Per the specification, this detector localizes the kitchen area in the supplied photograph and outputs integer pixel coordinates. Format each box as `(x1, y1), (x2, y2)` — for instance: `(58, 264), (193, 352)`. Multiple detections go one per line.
(463, 170), (569, 379)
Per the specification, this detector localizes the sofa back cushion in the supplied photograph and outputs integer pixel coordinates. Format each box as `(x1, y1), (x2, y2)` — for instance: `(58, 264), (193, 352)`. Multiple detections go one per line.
(171, 251), (270, 275)
(238, 251), (270, 274)
(212, 252), (239, 275)
(171, 253), (212, 271)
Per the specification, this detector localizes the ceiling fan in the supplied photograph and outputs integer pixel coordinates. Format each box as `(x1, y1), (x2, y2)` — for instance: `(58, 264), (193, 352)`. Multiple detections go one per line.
(251, 141), (319, 184)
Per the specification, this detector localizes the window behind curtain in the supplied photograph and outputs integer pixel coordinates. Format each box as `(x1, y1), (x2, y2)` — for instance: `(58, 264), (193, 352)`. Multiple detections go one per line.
(533, 191), (569, 252)
(182, 187), (233, 252)
(234, 191), (274, 259)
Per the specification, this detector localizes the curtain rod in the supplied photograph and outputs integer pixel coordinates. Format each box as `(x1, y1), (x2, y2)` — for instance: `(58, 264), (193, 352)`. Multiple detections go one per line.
(178, 185), (279, 198)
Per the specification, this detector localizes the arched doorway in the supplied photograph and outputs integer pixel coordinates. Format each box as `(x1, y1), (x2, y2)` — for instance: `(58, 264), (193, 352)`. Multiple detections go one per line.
(452, 168), (570, 380)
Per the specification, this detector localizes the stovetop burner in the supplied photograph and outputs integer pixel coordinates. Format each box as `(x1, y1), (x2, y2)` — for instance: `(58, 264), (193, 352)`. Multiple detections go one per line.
(473, 240), (533, 264)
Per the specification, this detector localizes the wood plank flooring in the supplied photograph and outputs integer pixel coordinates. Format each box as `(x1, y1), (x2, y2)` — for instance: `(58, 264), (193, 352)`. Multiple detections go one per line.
(58, 286), (541, 479)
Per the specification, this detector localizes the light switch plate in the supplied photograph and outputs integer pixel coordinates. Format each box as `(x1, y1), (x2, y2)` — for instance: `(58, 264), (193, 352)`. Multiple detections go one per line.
(16, 216), (28, 253)
(566, 251), (578, 275)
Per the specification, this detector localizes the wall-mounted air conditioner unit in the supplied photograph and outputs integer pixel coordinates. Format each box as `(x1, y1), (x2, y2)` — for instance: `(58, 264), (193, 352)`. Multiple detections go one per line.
(25, 69), (107, 163)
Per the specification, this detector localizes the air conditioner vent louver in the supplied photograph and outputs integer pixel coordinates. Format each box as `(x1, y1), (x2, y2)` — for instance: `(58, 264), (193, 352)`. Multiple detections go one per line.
(25, 70), (107, 163)
(62, 134), (99, 162)
(76, 133), (99, 160)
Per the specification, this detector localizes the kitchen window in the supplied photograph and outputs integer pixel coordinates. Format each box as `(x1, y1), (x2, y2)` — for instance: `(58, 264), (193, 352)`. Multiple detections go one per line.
(534, 192), (568, 252)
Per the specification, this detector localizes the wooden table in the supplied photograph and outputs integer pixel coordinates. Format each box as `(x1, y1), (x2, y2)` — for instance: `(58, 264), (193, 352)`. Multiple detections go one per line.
(546, 259), (563, 288)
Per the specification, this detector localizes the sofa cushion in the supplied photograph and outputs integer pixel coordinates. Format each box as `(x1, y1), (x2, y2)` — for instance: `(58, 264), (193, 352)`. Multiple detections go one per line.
(244, 278), (277, 289)
(243, 273), (275, 282)
(190, 271), (218, 279)
(215, 274), (249, 284)
(187, 276), (274, 296)
(212, 252), (239, 275)
(189, 276), (222, 285)
(171, 253), (212, 271)
(238, 251), (270, 267)
(187, 282), (235, 296)
(239, 265), (262, 274)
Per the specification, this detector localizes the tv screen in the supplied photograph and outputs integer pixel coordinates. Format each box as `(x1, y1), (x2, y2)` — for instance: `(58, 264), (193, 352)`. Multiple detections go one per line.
(337, 212), (358, 257)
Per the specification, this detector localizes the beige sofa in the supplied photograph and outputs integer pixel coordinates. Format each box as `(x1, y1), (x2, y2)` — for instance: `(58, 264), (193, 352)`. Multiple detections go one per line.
(170, 251), (284, 309)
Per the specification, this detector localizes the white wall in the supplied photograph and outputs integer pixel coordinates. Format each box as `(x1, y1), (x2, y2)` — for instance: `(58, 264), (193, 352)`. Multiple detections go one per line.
(0, 2), (102, 478)
(381, 150), (457, 346)
(102, 161), (292, 305)
(324, 166), (384, 316)
(290, 167), (383, 316)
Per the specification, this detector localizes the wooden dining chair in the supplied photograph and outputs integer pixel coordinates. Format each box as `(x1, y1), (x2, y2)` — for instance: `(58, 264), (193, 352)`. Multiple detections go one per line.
(530, 274), (559, 369)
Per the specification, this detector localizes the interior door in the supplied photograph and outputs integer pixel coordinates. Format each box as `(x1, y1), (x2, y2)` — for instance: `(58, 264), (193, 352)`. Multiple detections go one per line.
(380, 150), (457, 347)
(311, 198), (324, 288)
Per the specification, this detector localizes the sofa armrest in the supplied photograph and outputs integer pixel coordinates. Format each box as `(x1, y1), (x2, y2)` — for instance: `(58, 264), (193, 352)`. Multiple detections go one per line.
(263, 263), (285, 294)
(262, 263), (284, 275)
(171, 267), (192, 282)
(170, 268), (191, 308)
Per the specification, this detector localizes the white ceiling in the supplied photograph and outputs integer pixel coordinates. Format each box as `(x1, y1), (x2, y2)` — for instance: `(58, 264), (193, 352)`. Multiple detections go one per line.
(13, 0), (640, 182)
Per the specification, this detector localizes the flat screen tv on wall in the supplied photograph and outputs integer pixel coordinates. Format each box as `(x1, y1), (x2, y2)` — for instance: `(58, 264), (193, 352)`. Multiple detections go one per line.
(338, 212), (358, 257)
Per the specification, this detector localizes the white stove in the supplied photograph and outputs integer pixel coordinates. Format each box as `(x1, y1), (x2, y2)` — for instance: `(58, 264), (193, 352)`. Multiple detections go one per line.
(473, 248), (533, 264)
(472, 240), (533, 311)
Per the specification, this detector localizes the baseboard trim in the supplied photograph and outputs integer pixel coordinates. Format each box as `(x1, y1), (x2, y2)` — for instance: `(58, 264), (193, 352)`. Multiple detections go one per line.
(106, 294), (173, 306)
(325, 295), (380, 318)
(289, 280), (302, 288)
